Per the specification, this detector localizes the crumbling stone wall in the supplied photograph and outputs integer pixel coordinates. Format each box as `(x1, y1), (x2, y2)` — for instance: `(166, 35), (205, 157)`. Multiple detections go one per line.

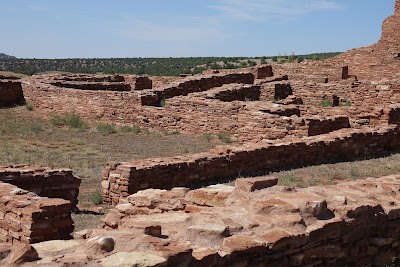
(0, 182), (73, 244)
(98, 174), (400, 266)
(201, 84), (261, 102)
(102, 125), (400, 204)
(0, 165), (81, 207)
(50, 81), (132, 91)
(137, 73), (255, 106)
(307, 116), (350, 136)
(0, 166), (80, 244)
(255, 65), (273, 79)
(134, 76), (152, 90)
(0, 81), (25, 107)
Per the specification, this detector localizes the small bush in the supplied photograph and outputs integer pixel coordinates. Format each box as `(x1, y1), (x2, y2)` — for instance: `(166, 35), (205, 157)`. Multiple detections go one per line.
(49, 114), (64, 127)
(97, 122), (117, 136)
(89, 189), (103, 205)
(25, 104), (33, 111)
(160, 98), (166, 107)
(340, 100), (352, 107)
(29, 122), (44, 133)
(320, 99), (333, 108)
(49, 112), (87, 130)
(64, 112), (87, 129)
(217, 133), (232, 143)
(120, 125), (141, 134)
(167, 130), (180, 135)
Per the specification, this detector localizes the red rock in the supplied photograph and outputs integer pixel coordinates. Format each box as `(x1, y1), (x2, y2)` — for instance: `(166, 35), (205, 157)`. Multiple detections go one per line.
(235, 176), (278, 192)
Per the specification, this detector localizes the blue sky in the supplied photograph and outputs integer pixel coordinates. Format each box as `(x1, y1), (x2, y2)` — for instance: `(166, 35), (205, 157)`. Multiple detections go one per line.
(0, 0), (395, 58)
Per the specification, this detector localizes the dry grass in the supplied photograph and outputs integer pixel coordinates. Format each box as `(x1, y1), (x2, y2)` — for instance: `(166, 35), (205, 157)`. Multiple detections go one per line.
(273, 154), (400, 187)
(0, 106), (223, 229)
(0, 71), (28, 78)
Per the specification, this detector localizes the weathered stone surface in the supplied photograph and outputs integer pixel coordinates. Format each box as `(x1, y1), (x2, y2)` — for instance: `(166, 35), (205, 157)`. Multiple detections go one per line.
(100, 252), (167, 267)
(235, 176), (278, 192)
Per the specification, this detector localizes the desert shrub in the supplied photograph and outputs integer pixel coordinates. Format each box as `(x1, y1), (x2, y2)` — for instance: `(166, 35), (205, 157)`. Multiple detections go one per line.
(160, 97), (166, 107)
(166, 130), (180, 135)
(120, 125), (141, 134)
(29, 121), (44, 133)
(320, 99), (333, 108)
(25, 104), (33, 111)
(49, 112), (87, 130)
(217, 133), (232, 143)
(89, 189), (103, 205)
(340, 100), (352, 107)
(97, 122), (117, 136)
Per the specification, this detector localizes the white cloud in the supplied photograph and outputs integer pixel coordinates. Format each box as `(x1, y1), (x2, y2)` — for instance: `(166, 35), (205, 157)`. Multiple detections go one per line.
(114, 18), (224, 43)
(209, 0), (341, 21)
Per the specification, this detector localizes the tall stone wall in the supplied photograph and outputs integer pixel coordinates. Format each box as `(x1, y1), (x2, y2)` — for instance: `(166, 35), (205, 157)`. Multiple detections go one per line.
(0, 182), (73, 244)
(0, 81), (25, 107)
(102, 125), (400, 204)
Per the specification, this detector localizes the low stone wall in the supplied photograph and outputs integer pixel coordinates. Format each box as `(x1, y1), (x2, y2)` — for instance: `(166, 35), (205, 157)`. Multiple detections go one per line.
(53, 74), (125, 83)
(134, 76), (152, 90)
(102, 125), (400, 204)
(139, 72), (255, 106)
(255, 65), (273, 79)
(307, 115), (350, 136)
(98, 174), (400, 266)
(201, 84), (261, 102)
(0, 165), (81, 207)
(0, 181), (73, 244)
(50, 81), (132, 91)
(0, 81), (25, 106)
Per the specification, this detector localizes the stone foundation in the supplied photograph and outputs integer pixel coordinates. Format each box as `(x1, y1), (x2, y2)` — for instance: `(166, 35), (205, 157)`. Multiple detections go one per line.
(307, 116), (350, 136)
(102, 125), (400, 204)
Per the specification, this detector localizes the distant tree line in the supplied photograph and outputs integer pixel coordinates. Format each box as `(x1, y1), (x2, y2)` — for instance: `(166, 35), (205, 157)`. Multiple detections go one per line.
(0, 53), (342, 76)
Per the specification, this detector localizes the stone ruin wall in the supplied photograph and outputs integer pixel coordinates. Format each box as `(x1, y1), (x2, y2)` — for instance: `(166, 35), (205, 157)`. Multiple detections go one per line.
(23, 70), (369, 144)
(0, 181), (73, 244)
(0, 80), (25, 107)
(0, 165), (81, 207)
(102, 125), (400, 204)
(0, 166), (81, 244)
(98, 175), (400, 266)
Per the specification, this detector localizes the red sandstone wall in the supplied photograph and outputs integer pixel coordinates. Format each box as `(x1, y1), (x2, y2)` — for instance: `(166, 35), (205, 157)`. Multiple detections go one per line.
(0, 165), (81, 207)
(0, 81), (25, 106)
(138, 73), (255, 106)
(0, 182), (74, 244)
(102, 175), (400, 266)
(307, 116), (350, 136)
(102, 125), (400, 204)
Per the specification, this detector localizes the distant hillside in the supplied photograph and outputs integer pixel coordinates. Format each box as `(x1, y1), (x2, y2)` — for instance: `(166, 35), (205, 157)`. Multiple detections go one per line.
(0, 52), (341, 76)
(0, 53), (16, 59)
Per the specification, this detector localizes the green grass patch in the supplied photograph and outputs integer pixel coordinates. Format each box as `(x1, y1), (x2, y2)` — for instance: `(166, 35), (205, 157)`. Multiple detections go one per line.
(320, 99), (333, 108)
(97, 122), (117, 136)
(49, 112), (88, 130)
(89, 189), (103, 205)
(217, 133), (232, 143)
(120, 125), (141, 134)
